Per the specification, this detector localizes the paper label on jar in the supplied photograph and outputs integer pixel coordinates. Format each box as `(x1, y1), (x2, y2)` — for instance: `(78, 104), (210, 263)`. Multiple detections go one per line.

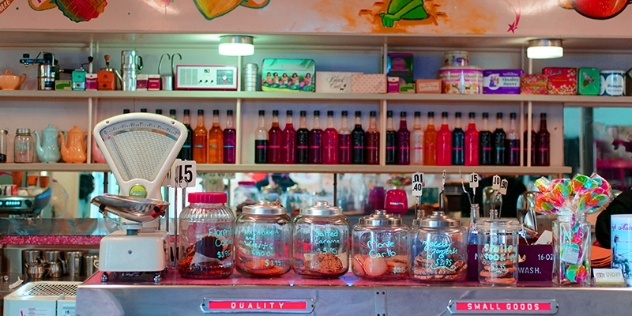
(561, 244), (580, 265)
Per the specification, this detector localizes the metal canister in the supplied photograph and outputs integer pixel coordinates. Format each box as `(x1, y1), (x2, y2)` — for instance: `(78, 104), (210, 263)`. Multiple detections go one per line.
(121, 50), (143, 91)
(38, 64), (55, 90)
(600, 70), (626, 96)
(242, 63), (259, 91)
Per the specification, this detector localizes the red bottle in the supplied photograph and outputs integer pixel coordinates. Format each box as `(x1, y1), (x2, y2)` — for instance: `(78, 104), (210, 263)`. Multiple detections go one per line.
(222, 110), (236, 164)
(436, 112), (452, 166)
(281, 110), (296, 164)
(396, 112), (410, 165)
(267, 110), (282, 164)
(536, 113), (550, 166)
(424, 112), (437, 166)
(323, 111), (338, 164)
(464, 112), (479, 166)
(338, 111), (352, 164)
(309, 110), (323, 164)
(365, 111), (380, 165)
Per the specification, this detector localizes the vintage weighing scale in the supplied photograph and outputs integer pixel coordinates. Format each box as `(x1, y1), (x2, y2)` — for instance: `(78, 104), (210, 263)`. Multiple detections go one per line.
(91, 113), (187, 282)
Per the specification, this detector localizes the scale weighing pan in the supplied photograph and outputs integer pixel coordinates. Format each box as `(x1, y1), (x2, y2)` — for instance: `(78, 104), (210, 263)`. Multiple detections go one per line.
(91, 194), (168, 223)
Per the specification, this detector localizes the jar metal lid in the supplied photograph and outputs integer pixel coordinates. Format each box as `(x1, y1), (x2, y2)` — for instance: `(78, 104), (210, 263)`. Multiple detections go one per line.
(420, 211), (461, 229)
(300, 200), (342, 216)
(16, 128), (30, 134)
(242, 200), (286, 215)
(286, 184), (308, 194)
(359, 209), (402, 227)
(0, 129), (7, 134)
(475, 218), (521, 232)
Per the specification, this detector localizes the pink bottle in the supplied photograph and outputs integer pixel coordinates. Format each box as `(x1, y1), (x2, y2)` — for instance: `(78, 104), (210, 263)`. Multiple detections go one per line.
(464, 112), (479, 166)
(323, 111), (338, 164)
(281, 110), (296, 164)
(436, 112), (452, 166)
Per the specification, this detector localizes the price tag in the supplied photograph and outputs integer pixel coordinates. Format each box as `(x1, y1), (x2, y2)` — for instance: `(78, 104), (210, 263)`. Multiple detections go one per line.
(469, 173), (479, 189)
(492, 175), (501, 191)
(561, 244), (581, 265)
(499, 179), (509, 195)
(168, 159), (197, 188)
(411, 172), (424, 197)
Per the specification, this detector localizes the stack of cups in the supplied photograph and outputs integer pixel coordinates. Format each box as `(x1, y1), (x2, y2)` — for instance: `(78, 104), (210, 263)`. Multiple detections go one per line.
(242, 63), (259, 91)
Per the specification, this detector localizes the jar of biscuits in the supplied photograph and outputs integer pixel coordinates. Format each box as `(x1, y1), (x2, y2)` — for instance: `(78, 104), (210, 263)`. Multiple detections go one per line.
(410, 211), (467, 282)
(235, 201), (292, 277)
(476, 219), (522, 286)
(352, 210), (409, 280)
(292, 201), (350, 278)
(178, 192), (235, 279)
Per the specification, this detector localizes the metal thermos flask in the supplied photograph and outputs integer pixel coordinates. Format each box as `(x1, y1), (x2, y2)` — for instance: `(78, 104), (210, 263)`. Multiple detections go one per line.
(121, 50), (143, 91)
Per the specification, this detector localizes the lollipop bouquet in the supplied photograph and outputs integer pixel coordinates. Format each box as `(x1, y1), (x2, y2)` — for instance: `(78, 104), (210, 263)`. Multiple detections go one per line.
(534, 173), (613, 286)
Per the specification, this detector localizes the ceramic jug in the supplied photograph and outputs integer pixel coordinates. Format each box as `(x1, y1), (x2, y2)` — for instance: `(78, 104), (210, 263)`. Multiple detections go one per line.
(59, 126), (87, 163)
(91, 138), (106, 163)
(33, 124), (61, 163)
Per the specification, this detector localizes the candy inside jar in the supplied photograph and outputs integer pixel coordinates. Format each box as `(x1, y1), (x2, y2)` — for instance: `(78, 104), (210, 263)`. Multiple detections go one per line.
(352, 210), (409, 280)
(476, 219), (522, 286)
(292, 201), (350, 278)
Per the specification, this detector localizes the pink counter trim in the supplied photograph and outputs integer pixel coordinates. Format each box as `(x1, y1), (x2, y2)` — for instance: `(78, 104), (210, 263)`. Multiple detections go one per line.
(0, 235), (103, 246)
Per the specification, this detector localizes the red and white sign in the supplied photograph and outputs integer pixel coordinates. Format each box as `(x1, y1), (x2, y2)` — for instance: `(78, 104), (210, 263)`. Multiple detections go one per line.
(202, 299), (314, 314)
(447, 300), (558, 314)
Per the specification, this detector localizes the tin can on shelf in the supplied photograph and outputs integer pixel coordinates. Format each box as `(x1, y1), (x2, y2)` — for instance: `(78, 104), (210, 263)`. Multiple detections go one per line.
(292, 201), (350, 278)
(444, 51), (470, 67)
(235, 201), (292, 277)
(438, 66), (483, 94)
(578, 68), (600, 95)
(352, 210), (409, 280)
(600, 70), (626, 96)
(243, 63), (259, 91)
(476, 218), (521, 286)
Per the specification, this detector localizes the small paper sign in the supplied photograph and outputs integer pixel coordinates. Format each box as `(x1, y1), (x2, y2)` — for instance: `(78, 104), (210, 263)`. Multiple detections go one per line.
(593, 269), (626, 287)
(168, 159), (197, 188)
(469, 173), (479, 189)
(492, 175), (501, 191)
(411, 172), (424, 197)
(499, 179), (509, 195)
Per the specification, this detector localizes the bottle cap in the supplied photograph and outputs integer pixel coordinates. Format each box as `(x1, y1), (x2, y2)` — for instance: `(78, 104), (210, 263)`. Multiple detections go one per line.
(342, 110), (348, 116)
(497, 113), (503, 119)
(510, 112), (517, 118)
(259, 110), (265, 115)
(273, 110), (279, 116)
(198, 109), (204, 115)
(428, 111), (435, 118)
(156, 109), (163, 115)
(442, 112), (448, 118)
(227, 110), (233, 115)
(469, 112), (475, 118)
(314, 110), (320, 116)
(327, 110), (334, 116)
(370, 111), (377, 117)
(188, 192), (227, 204)
(400, 112), (406, 117)
(541, 113), (547, 118)
(482, 112), (489, 118)
(140, 108), (147, 112)
(213, 110), (219, 115)
(355, 111), (361, 116)
(169, 109), (176, 115)
(287, 110), (293, 115)
(387, 111), (393, 117)
(123, 109), (131, 114)
(455, 112), (462, 118)
(184, 109), (190, 115)
(300, 110), (307, 116)
(414, 111), (421, 117)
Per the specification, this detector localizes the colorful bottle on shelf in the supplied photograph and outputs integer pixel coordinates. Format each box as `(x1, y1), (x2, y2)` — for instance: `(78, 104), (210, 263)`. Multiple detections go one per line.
(523, 114), (537, 166)
(506, 112), (520, 166)
(267, 110), (282, 164)
(352, 111), (365, 164)
(323, 111), (338, 164)
(296, 111), (310, 164)
(169, 109), (176, 119)
(365, 111), (380, 165)
(464, 112), (479, 166)
(179, 109), (193, 161)
(385, 111), (396, 165)
(397, 112), (410, 165)
(536, 113), (550, 166)
(436, 112), (452, 166)
(452, 112), (464, 166)
(281, 110), (296, 164)
(255, 110), (268, 164)
(492, 113), (506, 166)
(411, 111), (424, 165)
(208, 110), (223, 164)
(479, 112), (492, 165)
(309, 110), (323, 164)
(424, 112), (437, 166)
(338, 110), (352, 164)
(223, 110), (236, 164)
(192, 109), (208, 163)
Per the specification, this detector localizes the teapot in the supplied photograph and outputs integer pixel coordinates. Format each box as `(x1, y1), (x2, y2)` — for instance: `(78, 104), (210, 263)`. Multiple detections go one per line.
(59, 126), (87, 163)
(33, 124), (61, 163)
(91, 137), (106, 163)
(0, 70), (27, 90)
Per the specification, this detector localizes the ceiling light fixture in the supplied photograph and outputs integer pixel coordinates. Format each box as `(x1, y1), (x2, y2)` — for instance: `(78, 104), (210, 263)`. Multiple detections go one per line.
(218, 35), (254, 56)
(527, 39), (563, 59)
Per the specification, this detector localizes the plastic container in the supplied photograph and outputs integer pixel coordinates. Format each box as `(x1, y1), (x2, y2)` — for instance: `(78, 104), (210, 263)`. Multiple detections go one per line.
(13, 128), (33, 163)
(232, 181), (259, 209)
(352, 210), (409, 280)
(292, 201), (350, 278)
(384, 189), (408, 215)
(235, 201), (292, 277)
(410, 211), (468, 282)
(476, 218), (522, 286)
(178, 192), (235, 279)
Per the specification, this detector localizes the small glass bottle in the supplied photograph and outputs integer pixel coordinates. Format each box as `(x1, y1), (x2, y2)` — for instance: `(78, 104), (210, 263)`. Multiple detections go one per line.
(385, 111), (396, 165)
(281, 110), (296, 164)
(14, 128), (33, 163)
(411, 112), (424, 165)
(268, 110), (282, 164)
(451, 112), (465, 165)
(479, 112), (492, 165)
(292, 201), (350, 278)
(235, 201), (292, 278)
(0, 129), (7, 163)
(309, 110), (323, 164)
(178, 192), (235, 279)
(536, 113), (550, 166)
(437, 112), (452, 166)
(464, 112), (479, 166)
(179, 110), (194, 161)
(352, 111), (365, 164)
(208, 110), (223, 164)
(523, 114), (537, 166)
(338, 111), (352, 164)
(397, 112), (410, 165)
(492, 113), (506, 165)
(296, 111), (310, 164)
(254, 110), (268, 164)
(192, 109), (207, 163)
(506, 113), (520, 166)
(365, 111), (380, 165)
(223, 110), (236, 164)
(323, 111), (338, 164)
(424, 112), (437, 166)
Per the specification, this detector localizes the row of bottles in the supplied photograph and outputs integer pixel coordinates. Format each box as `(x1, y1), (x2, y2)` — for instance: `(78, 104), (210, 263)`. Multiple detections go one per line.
(253, 110), (550, 166)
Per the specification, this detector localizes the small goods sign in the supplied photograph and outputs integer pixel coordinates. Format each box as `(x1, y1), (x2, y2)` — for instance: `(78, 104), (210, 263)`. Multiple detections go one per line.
(447, 299), (558, 314)
(202, 299), (314, 314)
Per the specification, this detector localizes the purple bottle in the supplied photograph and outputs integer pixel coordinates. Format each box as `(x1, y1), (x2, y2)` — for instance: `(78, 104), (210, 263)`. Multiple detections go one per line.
(396, 112), (410, 165)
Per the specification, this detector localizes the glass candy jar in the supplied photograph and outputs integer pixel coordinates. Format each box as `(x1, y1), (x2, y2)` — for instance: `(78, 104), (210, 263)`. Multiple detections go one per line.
(352, 210), (409, 280)
(14, 128), (33, 163)
(292, 201), (350, 278)
(553, 214), (591, 286)
(235, 201), (292, 277)
(178, 192), (235, 279)
(410, 211), (468, 282)
(476, 218), (522, 286)
(232, 181), (259, 210)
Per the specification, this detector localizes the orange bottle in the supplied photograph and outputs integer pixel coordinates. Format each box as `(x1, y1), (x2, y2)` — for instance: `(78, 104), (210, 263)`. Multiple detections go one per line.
(424, 111), (437, 165)
(192, 109), (207, 163)
(208, 110), (223, 163)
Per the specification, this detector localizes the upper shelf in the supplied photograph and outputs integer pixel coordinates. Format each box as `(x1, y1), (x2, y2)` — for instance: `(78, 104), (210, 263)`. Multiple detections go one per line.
(0, 90), (631, 106)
